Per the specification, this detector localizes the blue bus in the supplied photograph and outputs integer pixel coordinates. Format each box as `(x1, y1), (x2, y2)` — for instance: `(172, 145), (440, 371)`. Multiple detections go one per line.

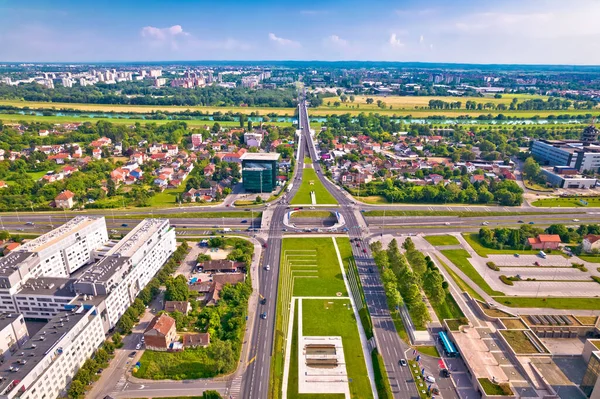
(438, 331), (459, 358)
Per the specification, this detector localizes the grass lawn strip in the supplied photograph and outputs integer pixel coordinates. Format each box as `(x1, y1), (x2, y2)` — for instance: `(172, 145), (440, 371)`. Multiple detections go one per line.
(414, 345), (440, 358)
(478, 378), (514, 396)
(441, 249), (505, 296)
(492, 296), (600, 310)
(303, 157), (313, 164)
(291, 168), (337, 205)
(372, 348), (394, 399)
(302, 299), (374, 399)
(500, 330), (548, 354)
(532, 196), (600, 207)
(363, 210), (582, 217)
(424, 235), (460, 246)
(434, 255), (485, 302)
(290, 210), (333, 218)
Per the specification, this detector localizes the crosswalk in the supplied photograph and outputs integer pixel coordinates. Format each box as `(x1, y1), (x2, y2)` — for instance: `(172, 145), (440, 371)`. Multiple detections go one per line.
(228, 376), (242, 398)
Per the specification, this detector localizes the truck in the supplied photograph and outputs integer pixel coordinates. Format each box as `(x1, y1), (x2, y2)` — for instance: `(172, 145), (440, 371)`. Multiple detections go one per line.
(223, 227), (232, 232)
(287, 183), (294, 192)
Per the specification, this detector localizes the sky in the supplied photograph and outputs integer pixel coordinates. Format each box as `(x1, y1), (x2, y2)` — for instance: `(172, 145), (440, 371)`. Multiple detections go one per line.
(1, 0), (600, 64)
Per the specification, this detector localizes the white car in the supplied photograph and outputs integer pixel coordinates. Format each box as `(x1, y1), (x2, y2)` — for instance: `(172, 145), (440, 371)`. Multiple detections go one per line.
(444, 222), (450, 226)
(425, 375), (436, 383)
(265, 265), (271, 271)
(136, 343), (142, 350)
(573, 219), (580, 222)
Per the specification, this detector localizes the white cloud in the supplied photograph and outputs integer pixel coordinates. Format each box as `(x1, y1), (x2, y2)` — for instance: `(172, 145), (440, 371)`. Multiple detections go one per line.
(268, 32), (301, 47)
(388, 33), (404, 48)
(141, 25), (189, 41)
(324, 34), (348, 48)
(419, 35), (425, 44)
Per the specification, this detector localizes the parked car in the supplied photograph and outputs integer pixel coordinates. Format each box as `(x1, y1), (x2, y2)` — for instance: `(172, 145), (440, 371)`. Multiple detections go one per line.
(425, 375), (436, 383)
(363, 249), (367, 253)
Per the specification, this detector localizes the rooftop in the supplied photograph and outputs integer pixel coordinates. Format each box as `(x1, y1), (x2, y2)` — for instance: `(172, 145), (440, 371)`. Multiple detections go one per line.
(18, 216), (104, 254)
(105, 218), (168, 258)
(240, 152), (281, 162)
(75, 255), (129, 284)
(0, 251), (37, 278)
(0, 307), (94, 395)
(0, 313), (22, 332)
(16, 277), (77, 297)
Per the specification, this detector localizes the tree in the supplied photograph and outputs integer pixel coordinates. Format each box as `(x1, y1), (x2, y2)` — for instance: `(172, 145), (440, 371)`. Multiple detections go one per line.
(117, 314), (134, 334)
(366, 97), (374, 105)
(68, 380), (86, 399)
(112, 331), (122, 346)
(423, 269), (446, 306)
(202, 391), (224, 399)
(402, 237), (415, 252)
(209, 339), (236, 373)
(410, 301), (431, 326)
(523, 157), (541, 182)
(165, 275), (189, 301)
(0, 230), (9, 241)
(546, 224), (569, 242)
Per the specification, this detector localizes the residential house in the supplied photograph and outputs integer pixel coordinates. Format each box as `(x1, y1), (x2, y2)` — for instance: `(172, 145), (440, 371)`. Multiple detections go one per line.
(470, 174), (485, 184)
(39, 129), (49, 137)
(197, 260), (245, 273)
(144, 314), (177, 351)
(0, 181), (7, 189)
(92, 148), (102, 160)
(583, 235), (600, 253)
(55, 190), (75, 209)
(203, 164), (216, 177)
(3, 242), (21, 255)
(164, 301), (191, 315)
(62, 166), (79, 176)
(183, 333), (210, 348)
(90, 137), (112, 147)
(527, 234), (562, 250)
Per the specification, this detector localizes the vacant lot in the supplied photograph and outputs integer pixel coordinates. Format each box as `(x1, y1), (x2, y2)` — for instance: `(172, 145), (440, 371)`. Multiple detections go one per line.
(134, 347), (217, 380)
(291, 168), (337, 205)
(441, 249), (505, 296)
(424, 235), (460, 246)
(302, 299), (374, 399)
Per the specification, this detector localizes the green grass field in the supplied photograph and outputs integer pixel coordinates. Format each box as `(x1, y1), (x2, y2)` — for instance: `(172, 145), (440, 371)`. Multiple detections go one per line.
(430, 291), (465, 322)
(302, 299), (374, 399)
(441, 249), (505, 296)
(290, 210), (333, 218)
(134, 347), (218, 380)
(532, 196), (600, 207)
(424, 235), (460, 246)
(462, 233), (541, 256)
(303, 157), (313, 164)
(271, 237), (350, 399)
(579, 255), (600, 263)
(435, 255), (485, 301)
(291, 168), (337, 205)
(362, 210), (578, 218)
(500, 330), (547, 354)
(493, 296), (600, 310)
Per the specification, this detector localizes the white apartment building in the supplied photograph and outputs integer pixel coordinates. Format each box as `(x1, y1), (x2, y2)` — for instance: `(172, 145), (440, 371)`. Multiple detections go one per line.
(16, 216), (109, 277)
(74, 219), (176, 330)
(0, 253), (41, 312)
(0, 306), (105, 399)
(0, 313), (29, 361)
(13, 277), (78, 320)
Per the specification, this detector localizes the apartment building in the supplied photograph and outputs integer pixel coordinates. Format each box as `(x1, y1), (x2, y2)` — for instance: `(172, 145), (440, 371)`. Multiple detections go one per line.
(15, 216), (108, 277)
(13, 277), (78, 319)
(0, 313), (28, 361)
(74, 219), (176, 330)
(0, 253), (41, 312)
(0, 306), (104, 399)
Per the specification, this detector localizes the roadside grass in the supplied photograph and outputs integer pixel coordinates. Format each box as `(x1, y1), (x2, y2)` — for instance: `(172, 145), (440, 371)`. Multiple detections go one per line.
(435, 255), (485, 301)
(492, 296), (600, 310)
(408, 360), (433, 399)
(424, 235), (460, 246)
(336, 237), (374, 339)
(441, 249), (505, 296)
(523, 180), (553, 192)
(134, 347), (218, 380)
(290, 210), (333, 218)
(532, 196), (600, 207)
(479, 302), (513, 318)
(291, 168), (337, 205)
(303, 157), (312, 164)
(356, 195), (390, 204)
(362, 210), (578, 217)
(372, 349), (394, 399)
(431, 291), (465, 322)
(414, 345), (439, 358)
(302, 299), (374, 399)
(124, 211), (258, 219)
(500, 330), (548, 354)
(578, 255), (600, 263)
(446, 318), (469, 331)
(462, 233), (541, 257)
(389, 297), (410, 343)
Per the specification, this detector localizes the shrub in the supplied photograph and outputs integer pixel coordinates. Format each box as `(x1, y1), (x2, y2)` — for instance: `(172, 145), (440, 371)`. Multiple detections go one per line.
(592, 276), (600, 285)
(500, 275), (514, 286)
(486, 262), (499, 271)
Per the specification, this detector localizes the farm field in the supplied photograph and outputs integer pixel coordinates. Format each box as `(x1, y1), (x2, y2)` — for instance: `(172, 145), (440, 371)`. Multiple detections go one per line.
(291, 168), (337, 205)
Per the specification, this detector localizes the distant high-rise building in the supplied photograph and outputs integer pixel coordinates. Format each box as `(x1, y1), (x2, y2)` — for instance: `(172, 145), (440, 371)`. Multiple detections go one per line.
(583, 124), (600, 143)
(149, 69), (162, 78)
(434, 75), (443, 84)
(61, 78), (73, 88)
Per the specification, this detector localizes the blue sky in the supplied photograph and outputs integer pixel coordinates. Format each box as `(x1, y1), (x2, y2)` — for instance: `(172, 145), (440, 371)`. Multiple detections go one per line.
(1, 0), (600, 64)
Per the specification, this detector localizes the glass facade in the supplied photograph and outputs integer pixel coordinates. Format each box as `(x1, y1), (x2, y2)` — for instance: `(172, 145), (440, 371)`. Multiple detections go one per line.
(242, 160), (277, 192)
(582, 352), (600, 397)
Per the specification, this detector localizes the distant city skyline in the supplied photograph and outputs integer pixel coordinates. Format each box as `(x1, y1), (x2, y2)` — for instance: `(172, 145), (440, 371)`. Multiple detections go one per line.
(1, 0), (600, 64)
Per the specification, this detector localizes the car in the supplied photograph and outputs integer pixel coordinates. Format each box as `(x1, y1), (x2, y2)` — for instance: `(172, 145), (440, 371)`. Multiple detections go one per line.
(263, 243), (267, 248)
(25, 222), (34, 225)
(226, 204), (230, 207)
(444, 222), (450, 226)
(129, 351), (137, 357)
(363, 249), (367, 253)
(135, 343), (142, 350)
(241, 220), (248, 223)
(261, 298), (267, 305)
(518, 220), (524, 224)
(441, 369), (451, 377)
(356, 243), (360, 247)
(121, 223), (128, 227)
(265, 265), (271, 271)
(514, 253), (520, 257)
(431, 387), (440, 395)
(529, 221), (535, 225)
(245, 209), (251, 211)
(425, 375), (436, 383)
(368, 267), (374, 273)
(573, 219), (580, 222)
(260, 312), (267, 319)
(294, 208), (300, 211)
(16, 228), (24, 231)
(481, 221), (489, 226)
(399, 359), (408, 367)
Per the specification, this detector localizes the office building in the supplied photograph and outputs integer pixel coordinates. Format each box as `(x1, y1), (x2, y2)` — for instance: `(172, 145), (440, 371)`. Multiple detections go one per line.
(0, 253), (43, 312)
(241, 152), (280, 193)
(541, 167), (597, 189)
(74, 219), (176, 330)
(532, 139), (600, 173)
(16, 216), (108, 277)
(0, 313), (28, 361)
(0, 306), (104, 399)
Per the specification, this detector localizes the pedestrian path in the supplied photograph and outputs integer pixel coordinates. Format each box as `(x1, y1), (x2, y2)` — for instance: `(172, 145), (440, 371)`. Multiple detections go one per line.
(229, 376), (242, 398)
